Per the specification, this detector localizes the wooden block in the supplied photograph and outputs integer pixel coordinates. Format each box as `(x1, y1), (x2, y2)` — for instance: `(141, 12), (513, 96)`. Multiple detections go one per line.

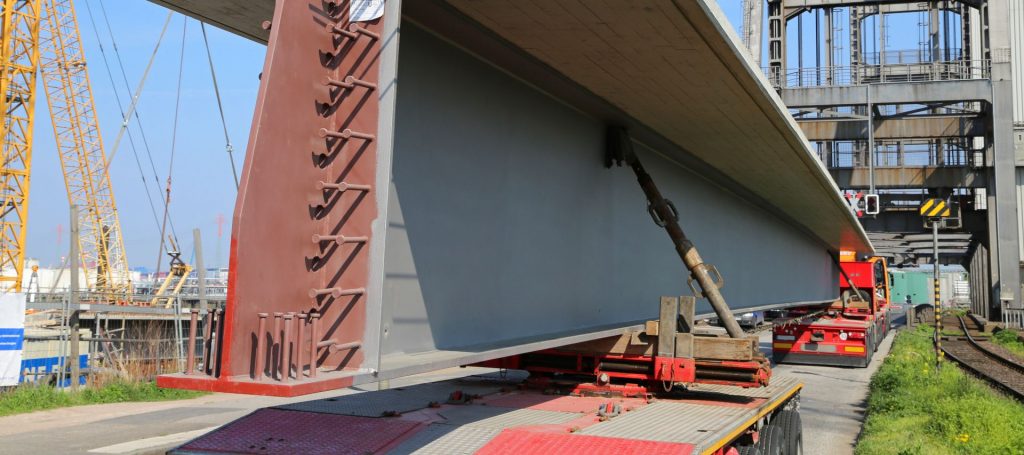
(645, 320), (660, 336)
(679, 296), (696, 333)
(674, 333), (694, 358)
(659, 296), (679, 357)
(692, 325), (728, 337)
(693, 336), (754, 361)
(559, 333), (654, 357)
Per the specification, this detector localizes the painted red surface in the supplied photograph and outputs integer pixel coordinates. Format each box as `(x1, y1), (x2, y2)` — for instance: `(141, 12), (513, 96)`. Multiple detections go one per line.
(162, 0), (385, 392)
(176, 408), (419, 454)
(476, 429), (696, 455)
(480, 393), (649, 414)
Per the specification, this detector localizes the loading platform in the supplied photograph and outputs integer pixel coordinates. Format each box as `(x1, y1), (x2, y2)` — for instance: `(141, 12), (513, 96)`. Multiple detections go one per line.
(172, 372), (802, 455)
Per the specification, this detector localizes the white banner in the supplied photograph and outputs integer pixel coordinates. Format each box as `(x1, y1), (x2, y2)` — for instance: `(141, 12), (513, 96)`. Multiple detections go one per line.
(350, 0), (384, 22)
(0, 293), (26, 386)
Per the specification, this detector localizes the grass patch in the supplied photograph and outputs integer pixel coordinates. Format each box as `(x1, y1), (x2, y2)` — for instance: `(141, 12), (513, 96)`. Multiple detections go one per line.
(856, 325), (1024, 455)
(991, 329), (1024, 359)
(0, 380), (207, 417)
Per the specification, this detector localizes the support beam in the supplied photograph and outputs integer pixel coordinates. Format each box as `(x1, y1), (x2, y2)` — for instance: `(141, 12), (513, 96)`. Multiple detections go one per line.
(830, 167), (986, 189)
(797, 116), (986, 140)
(782, 80), (993, 106)
(985, 0), (1021, 309)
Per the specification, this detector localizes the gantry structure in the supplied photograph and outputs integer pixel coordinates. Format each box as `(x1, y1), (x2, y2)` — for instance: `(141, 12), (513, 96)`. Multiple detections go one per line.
(748, 0), (1021, 321)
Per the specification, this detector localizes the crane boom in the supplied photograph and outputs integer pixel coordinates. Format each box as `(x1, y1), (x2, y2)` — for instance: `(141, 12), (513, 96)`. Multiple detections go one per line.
(38, 0), (130, 298)
(0, 0), (42, 292)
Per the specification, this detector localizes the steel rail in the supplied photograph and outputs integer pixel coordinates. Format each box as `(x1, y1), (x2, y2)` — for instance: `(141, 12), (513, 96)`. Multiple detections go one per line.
(939, 315), (1024, 401)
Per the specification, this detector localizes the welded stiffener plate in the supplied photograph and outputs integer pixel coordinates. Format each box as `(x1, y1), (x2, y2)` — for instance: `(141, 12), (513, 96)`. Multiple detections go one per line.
(159, 0), (385, 395)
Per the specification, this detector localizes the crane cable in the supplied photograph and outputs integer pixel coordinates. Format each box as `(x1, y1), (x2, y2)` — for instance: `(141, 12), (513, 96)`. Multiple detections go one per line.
(81, 0), (162, 234)
(103, 10), (170, 171)
(91, 0), (179, 243)
(155, 17), (187, 277)
(199, 23), (240, 189)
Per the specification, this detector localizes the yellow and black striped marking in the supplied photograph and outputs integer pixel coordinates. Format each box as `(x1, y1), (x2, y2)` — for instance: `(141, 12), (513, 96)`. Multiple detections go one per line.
(919, 198), (951, 218)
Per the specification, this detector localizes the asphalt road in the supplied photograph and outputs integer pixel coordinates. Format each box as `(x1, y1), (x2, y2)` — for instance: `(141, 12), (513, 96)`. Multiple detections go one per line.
(0, 367), (493, 455)
(0, 324), (899, 454)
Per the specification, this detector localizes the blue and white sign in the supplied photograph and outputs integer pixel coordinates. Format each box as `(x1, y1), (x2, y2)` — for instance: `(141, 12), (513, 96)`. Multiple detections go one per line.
(0, 293), (26, 386)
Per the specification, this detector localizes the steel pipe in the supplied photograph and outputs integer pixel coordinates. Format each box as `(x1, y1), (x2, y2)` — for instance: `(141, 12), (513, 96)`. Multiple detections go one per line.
(309, 312), (320, 378)
(323, 75), (377, 91)
(203, 309), (214, 374)
(328, 341), (362, 354)
(296, 314), (307, 378)
(308, 287), (365, 299)
(311, 234), (369, 244)
(185, 309), (199, 375)
(348, 23), (380, 40)
(317, 128), (375, 141)
(272, 313), (283, 380)
(282, 313), (294, 383)
(315, 181), (372, 192)
(254, 313), (268, 380)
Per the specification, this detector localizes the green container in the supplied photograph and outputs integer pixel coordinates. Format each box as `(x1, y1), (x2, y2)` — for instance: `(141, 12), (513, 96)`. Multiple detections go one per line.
(904, 270), (932, 305)
(889, 270), (908, 304)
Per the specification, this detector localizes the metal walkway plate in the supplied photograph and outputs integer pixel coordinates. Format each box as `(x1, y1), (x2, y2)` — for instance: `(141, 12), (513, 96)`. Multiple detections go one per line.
(387, 425), (501, 455)
(684, 375), (802, 398)
(581, 401), (749, 447)
(175, 408), (419, 455)
(275, 376), (512, 417)
(437, 405), (580, 429)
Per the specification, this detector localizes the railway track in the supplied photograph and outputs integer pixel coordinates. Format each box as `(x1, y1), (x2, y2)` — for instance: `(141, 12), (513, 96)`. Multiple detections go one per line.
(940, 315), (1024, 401)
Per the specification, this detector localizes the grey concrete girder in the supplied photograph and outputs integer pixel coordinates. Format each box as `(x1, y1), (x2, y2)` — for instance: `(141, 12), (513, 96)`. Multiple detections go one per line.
(782, 80), (993, 107)
(797, 116), (986, 140)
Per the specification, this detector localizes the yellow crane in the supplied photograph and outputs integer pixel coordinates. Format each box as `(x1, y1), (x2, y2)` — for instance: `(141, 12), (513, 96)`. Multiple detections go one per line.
(0, 0), (130, 298)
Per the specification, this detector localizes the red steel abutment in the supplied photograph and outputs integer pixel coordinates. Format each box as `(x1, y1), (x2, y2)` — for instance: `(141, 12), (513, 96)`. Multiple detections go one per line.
(156, 0), (872, 396)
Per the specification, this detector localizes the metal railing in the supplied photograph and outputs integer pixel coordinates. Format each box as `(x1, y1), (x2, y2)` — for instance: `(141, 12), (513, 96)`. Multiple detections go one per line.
(765, 60), (991, 88)
(1002, 305), (1024, 329)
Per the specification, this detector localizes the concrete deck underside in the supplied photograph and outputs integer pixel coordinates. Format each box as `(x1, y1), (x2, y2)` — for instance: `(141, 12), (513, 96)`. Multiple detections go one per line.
(151, 0), (871, 253)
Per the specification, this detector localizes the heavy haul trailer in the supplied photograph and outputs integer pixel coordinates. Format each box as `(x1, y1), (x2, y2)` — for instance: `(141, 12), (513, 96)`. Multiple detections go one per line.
(173, 297), (805, 455)
(773, 256), (891, 368)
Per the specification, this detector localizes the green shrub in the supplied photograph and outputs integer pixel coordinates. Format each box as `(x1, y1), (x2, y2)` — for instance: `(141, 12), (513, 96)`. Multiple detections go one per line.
(856, 326), (1024, 455)
(991, 329), (1024, 358)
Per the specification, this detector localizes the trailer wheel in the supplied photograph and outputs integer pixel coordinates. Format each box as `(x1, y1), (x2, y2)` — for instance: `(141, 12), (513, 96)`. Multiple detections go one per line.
(775, 410), (802, 455)
(736, 445), (761, 455)
(755, 424), (784, 455)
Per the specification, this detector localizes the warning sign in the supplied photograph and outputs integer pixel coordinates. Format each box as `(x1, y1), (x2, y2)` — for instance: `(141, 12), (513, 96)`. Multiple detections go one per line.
(919, 198), (951, 218)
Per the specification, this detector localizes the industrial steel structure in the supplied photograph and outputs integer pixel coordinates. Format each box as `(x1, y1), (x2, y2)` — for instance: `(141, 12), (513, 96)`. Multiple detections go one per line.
(747, 0), (1022, 323)
(0, 0), (131, 297)
(155, 0), (871, 396)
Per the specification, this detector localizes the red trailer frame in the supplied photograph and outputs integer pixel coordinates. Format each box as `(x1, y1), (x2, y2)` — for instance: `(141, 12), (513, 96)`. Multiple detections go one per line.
(773, 256), (891, 368)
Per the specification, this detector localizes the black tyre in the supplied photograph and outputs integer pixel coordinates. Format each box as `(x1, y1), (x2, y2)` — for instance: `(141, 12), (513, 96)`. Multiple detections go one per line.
(775, 410), (803, 455)
(737, 445), (762, 455)
(756, 424), (785, 455)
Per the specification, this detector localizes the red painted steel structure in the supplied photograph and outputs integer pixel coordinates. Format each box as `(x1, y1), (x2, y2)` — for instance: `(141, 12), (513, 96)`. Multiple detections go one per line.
(159, 0), (383, 395)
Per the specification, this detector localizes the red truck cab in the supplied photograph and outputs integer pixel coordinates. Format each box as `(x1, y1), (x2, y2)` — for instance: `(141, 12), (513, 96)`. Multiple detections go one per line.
(773, 255), (891, 367)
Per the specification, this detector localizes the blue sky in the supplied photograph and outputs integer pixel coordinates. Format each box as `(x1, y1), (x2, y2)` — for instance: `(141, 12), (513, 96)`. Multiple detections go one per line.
(29, 1), (264, 271)
(28, 1), (933, 271)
